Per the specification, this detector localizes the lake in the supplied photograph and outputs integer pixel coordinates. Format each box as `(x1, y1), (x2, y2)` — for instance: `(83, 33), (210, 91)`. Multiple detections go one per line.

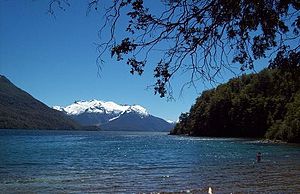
(0, 129), (299, 193)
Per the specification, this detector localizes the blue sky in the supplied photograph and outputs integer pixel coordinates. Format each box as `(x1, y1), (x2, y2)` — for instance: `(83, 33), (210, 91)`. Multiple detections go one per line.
(0, 1), (265, 121)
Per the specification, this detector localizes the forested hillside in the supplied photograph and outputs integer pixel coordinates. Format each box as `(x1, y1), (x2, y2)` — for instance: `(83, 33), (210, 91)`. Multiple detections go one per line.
(0, 75), (80, 130)
(171, 69), (300, 143)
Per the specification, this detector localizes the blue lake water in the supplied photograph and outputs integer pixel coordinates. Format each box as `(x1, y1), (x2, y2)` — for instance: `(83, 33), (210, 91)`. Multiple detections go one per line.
(0, 129), (299, 193)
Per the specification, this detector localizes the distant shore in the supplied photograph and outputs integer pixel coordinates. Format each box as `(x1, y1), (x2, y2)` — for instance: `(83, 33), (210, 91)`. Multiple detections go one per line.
(257, 139), (288, 144)
(169, 132), (300, 145)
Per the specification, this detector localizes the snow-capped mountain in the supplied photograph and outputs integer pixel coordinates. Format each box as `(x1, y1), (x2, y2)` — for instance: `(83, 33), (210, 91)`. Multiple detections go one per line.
(53, 100), (174, 132)
(53, 100), (148, 116)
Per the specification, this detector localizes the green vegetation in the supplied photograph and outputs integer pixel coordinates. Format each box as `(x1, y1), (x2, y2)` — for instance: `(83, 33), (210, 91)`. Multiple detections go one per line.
(0, 75), (80, 130)
(171, 69), (300, 143)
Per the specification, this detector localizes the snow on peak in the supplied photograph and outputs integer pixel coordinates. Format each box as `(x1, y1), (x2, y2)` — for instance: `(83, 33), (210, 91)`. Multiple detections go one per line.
(166, 120), (175, 124)
(126, 105), (149, 116)
(53, 100), (149, 116)
(53, 106), (64, 112)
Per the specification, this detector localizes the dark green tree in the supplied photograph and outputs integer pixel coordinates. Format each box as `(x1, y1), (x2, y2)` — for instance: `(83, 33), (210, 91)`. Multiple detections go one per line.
(266, 91), (300, 142)
(171, 112), (189, 134)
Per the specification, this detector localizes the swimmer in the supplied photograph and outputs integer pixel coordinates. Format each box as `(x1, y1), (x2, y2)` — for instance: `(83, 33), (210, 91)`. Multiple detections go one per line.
(256, 152), (262, 162)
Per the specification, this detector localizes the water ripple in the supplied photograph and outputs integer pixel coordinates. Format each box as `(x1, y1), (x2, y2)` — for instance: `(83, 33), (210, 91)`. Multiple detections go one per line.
(0, 130), (299, 193)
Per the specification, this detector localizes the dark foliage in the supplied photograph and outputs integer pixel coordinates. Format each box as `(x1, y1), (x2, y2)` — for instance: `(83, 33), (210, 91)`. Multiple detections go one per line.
(48, 0), (299, 98)
(171, 69), (300, 143)
(0, 75), (80, 130)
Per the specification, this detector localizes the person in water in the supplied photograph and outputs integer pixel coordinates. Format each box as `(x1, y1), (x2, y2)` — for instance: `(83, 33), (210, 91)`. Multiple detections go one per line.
(256, 152), (262, 162)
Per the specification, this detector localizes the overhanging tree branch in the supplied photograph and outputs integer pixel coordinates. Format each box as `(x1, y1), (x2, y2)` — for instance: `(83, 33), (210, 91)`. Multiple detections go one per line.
(48, 0), (300, 98)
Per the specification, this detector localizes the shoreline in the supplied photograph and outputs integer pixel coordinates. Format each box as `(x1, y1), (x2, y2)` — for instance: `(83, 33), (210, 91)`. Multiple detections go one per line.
(257, 139), (287, 144)
(169, 132), (300, 144)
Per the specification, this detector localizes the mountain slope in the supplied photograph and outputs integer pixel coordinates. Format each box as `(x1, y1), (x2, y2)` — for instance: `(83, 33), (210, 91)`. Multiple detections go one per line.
(101, 111), (172, 131)
(0, 75), (80, 129)
(54, 100), (174, 132)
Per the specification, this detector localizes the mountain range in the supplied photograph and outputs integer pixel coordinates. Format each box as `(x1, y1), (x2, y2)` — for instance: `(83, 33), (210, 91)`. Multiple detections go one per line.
(53, 100), (174, 132)
(0, 75), (174, 132)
